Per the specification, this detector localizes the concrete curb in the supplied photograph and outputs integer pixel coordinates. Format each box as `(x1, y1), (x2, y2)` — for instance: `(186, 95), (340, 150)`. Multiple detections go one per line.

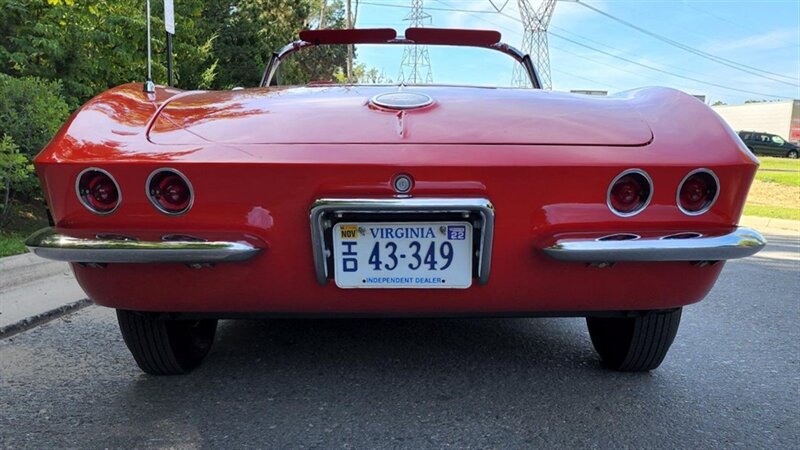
(0, 252), (89, 336)
(740, 216), (800, 235)
(0, 298), (92, 339)
(0, 251), (67, 291)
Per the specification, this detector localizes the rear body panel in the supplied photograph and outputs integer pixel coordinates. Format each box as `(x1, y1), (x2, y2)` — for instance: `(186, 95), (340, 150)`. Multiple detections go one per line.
(34, 83), (758, 315)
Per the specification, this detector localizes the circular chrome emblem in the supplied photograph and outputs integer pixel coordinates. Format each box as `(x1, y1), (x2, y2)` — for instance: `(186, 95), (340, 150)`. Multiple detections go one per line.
(392, 174), (413, 194)
(371, 92), (433, 110)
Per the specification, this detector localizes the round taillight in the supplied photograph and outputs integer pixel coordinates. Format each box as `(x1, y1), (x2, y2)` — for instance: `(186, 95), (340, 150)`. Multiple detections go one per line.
(147, 169), (193, 215)
(607, 170), (652, 217)
(678, 169), (719, 215)
(76, 168), (120, 214)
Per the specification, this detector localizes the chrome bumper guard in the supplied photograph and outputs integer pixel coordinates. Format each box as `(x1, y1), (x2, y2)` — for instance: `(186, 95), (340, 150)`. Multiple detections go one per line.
(25, 228), (260, 264)
(543, 227), (766, 262)
(310, 198), (495, 285)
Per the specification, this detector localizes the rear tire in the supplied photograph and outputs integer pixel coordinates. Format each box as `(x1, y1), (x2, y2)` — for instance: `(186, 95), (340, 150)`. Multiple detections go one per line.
(116, 310), (217, 375)
(586, 308), (681, 372)
(787, 149), (798, 159)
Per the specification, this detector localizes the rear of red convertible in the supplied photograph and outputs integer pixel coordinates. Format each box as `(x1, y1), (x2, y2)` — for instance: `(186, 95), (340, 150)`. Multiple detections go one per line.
(29, 83), (764, 316)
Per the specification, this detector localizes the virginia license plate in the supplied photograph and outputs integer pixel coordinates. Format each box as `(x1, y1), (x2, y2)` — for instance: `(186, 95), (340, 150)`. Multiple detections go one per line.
(332, 222), (473, 289)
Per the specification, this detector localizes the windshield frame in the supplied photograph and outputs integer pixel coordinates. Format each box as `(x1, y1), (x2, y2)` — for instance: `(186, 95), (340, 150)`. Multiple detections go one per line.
(259, 29), (542, 89)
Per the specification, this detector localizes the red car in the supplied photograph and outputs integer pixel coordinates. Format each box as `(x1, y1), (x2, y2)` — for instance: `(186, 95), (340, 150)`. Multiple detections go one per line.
(26, 28), (765, 375)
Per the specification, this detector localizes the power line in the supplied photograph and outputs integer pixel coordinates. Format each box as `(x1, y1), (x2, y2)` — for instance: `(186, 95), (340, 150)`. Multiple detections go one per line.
(683, 1), (797, 47)
(361, 0), (792, 98)
(406, 0), (796, 88)
(425, 0), (698, 92)
(429, 0), (519, 29)
(547, 32), (790, 99)
(550, 42), (664, 85)
(548, 23), (733, 81)
(367, 1), (751, 86)
(574, 0), (799, 86)
(424, 0), (580, 88)
(487, 0), (510, 13)
(491, 8), (790, 98)
(433, 0), (625, 92)
(551, 67), (618, 89)
(360, 1), (497, 14)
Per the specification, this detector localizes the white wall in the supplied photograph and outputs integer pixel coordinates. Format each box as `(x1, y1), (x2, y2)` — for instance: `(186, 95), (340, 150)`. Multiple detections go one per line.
(712, 100), (796, 139)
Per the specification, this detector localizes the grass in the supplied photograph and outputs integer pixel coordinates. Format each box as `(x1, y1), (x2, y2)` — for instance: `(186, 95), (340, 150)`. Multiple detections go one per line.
(0, 231), (29, 257)
(756, 156), (800, 187)
(0, 199), (49, 257)
(745, 156), (800, 221)
(758, 156), (800, 172)
(757, 171), (800, 187)
(743, 204), (800, 221)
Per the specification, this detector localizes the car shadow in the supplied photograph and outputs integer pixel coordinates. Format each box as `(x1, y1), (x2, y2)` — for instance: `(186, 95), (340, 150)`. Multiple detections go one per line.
(104, 317), (683, 447)
(209, 316), (599, 375)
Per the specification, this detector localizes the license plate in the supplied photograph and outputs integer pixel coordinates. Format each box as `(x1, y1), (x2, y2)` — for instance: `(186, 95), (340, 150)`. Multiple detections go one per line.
(332, 222), (473, 289)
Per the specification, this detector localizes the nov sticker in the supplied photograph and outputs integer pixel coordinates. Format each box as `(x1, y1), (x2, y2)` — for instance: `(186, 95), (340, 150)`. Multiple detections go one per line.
(447, 225), (467, 241)
(340, 224), (359, 239)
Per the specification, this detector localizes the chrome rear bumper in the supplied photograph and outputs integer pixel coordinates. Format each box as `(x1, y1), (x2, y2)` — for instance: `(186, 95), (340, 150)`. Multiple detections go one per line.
(25, 223), (764, 268)
(543, 227), (766, 262)
(25, 228), (260, 264)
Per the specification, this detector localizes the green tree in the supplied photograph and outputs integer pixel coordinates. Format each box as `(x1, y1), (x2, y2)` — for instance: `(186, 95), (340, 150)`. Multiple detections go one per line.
(0, 74), (70, 161)
(334, 63), (393, 84)
(205, 0), (347, 88)
(0, 0), (152, 107)
(0, 0), (348, 102)
(0, 135), (30, 225)
(1, 0), (224, 106)
(0, 74), (69, 211)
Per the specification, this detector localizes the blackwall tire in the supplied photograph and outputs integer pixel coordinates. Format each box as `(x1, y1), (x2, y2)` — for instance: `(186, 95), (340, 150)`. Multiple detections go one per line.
(116, 310), (217, 375)
(586, 308), (682, 372)
(787, 150), (798, 159)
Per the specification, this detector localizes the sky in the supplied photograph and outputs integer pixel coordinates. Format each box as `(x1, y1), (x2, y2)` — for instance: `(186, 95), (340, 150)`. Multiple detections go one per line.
(350, 0), (800, 104)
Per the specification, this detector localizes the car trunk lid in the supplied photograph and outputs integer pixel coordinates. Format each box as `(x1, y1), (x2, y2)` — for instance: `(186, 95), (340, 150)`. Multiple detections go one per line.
(148, 86), (653, 146)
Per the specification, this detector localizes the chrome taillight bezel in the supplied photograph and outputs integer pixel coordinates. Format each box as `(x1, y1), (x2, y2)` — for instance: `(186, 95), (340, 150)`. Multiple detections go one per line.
(75, 167), (121, 215)
(676, 168), (720, 216)
(606, 169), (653, 218)
(146, 168), (194, 216)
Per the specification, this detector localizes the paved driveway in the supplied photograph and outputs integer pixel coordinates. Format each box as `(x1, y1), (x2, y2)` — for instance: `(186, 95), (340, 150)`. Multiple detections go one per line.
(1, 233), (797, 448)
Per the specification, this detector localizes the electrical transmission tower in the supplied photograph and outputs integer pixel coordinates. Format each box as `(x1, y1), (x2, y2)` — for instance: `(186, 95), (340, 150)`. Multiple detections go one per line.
(399, 0), (433, 84)
(511, 0), (557, 89)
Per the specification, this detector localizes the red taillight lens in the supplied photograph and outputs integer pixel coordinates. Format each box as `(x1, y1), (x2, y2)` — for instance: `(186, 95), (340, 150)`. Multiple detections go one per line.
(678, 170), (718, 215)
(608, 171), (652, 216)
(158, 175), (190, 209)
(148, 170), (192, 214)
(77, 169), (120, 214)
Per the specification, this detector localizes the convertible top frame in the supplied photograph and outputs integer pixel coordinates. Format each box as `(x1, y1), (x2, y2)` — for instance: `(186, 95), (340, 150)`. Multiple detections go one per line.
(259, 27), (543, 89)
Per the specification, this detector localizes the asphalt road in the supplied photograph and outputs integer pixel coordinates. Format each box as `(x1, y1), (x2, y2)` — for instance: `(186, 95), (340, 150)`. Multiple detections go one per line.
(1, 232), (798, 449)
